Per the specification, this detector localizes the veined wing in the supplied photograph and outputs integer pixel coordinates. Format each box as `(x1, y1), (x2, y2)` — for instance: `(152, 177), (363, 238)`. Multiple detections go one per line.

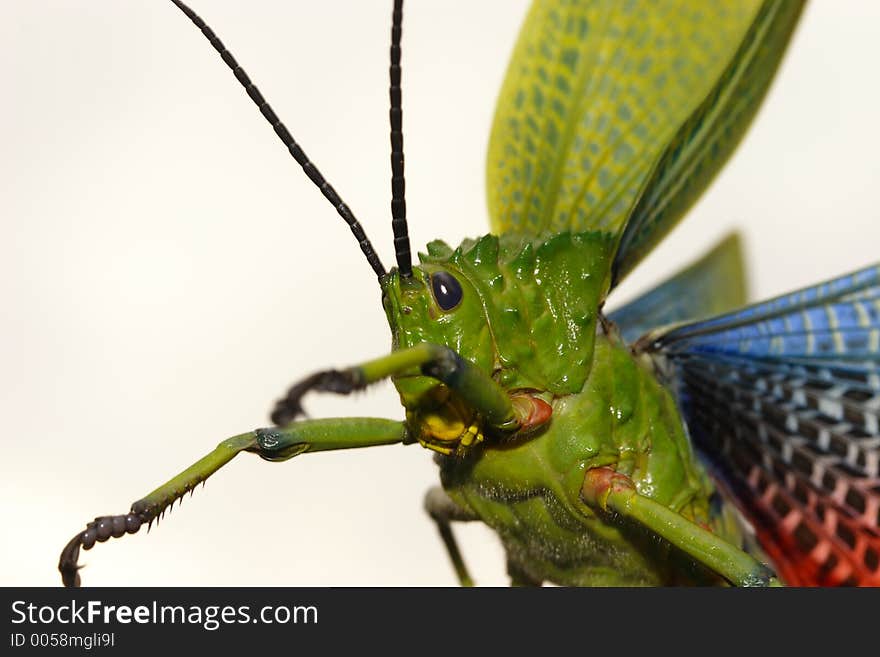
(640, 264), (880, 585)
(487, 0), (804, 288)
(612, 1), (804, 283)
(607, 232), (746, 345)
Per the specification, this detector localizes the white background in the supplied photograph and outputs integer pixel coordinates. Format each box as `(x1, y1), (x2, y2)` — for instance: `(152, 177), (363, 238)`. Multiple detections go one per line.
(1, 1), (878, 586)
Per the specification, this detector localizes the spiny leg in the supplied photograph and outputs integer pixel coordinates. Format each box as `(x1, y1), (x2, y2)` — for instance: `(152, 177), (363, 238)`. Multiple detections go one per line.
(60, 418), (407, 587)
(580, 467), (780, 587)
(59, 432), (257, 587)
(271, 343), (519, 432)
(423, 487), (479, 587)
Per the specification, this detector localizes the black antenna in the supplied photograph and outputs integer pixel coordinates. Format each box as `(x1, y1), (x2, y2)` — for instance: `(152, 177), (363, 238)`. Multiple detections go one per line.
(170, 0), (387, 280)
(389, 0), (412, 277)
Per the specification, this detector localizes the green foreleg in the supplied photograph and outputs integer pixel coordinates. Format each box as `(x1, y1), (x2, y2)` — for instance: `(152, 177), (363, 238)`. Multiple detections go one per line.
(253, 417), (408, 460)
(59, 418), (407, 587)
(580, 467), (778, 587)
(271, 343), (518, 431)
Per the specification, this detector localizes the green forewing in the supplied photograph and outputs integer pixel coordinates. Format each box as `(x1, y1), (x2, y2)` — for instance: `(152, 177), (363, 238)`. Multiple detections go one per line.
(612, 1), (805, 283)
(487, 0), (804, 285)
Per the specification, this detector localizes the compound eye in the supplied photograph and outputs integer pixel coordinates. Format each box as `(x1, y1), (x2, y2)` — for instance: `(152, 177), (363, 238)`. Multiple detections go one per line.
(430, 271), (463, 311)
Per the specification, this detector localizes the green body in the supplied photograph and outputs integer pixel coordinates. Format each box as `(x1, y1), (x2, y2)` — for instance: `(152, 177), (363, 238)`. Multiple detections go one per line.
(384, 232), (741, 585)
(373, 0), (804, 584)
(440, 334), (724, 586)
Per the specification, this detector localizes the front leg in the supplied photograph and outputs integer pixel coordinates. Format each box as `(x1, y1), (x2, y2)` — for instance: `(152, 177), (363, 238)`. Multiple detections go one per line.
(59, 418), (408, 587)
(271, 343), (519, 433)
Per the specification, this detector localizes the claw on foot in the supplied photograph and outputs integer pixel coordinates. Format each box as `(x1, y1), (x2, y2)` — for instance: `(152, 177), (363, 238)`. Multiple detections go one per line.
(58, 512), (145, 588)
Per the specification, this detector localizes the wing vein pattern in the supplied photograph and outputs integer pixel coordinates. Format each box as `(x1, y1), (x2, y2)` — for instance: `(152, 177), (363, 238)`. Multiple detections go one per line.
(643, 264), (880, 585)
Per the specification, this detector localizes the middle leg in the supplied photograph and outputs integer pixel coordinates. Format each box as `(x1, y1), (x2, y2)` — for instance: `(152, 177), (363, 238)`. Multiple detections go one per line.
(423, 486), (479, 587)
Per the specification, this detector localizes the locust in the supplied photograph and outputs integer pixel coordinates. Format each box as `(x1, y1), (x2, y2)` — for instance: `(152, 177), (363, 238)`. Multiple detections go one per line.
(57, 0), (880, 586)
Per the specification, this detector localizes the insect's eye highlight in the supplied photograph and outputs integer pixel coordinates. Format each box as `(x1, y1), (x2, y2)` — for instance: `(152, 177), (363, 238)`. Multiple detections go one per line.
(430, 271), (463, 311)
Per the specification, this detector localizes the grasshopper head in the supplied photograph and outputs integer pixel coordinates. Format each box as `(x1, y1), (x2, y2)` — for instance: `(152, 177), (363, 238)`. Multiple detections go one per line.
(380, 245), (496, 453)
